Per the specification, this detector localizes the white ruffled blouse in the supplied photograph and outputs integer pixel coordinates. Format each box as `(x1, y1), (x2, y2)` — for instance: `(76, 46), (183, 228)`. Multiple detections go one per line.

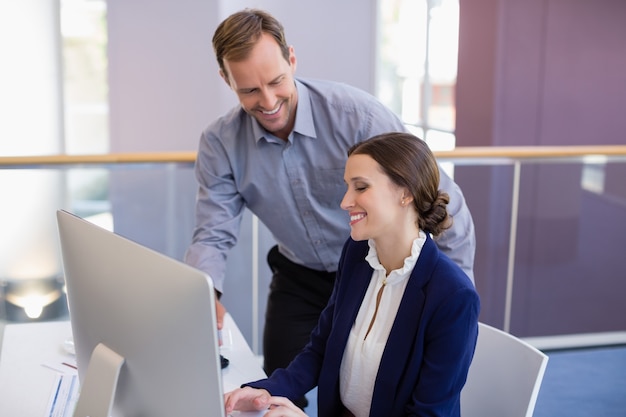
(339, 232), (427, 417)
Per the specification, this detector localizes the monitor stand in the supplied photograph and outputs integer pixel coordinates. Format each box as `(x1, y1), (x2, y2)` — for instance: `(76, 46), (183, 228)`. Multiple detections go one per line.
(73, 342), (125, 417)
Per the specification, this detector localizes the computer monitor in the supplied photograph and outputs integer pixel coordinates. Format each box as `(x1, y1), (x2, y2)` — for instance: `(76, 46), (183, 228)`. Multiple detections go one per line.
(56, 210), (226, 417)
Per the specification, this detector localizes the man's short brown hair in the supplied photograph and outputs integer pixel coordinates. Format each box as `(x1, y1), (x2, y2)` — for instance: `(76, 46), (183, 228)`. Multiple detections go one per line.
(212, 9), (290, 79)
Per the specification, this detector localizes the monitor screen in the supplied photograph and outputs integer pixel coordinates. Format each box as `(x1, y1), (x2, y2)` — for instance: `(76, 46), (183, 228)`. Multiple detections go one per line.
(56, 210), (225, 417)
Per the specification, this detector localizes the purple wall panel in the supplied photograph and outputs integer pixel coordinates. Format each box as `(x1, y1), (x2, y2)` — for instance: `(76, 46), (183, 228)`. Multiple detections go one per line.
(492, 0), (547, 147)
(456, 0), (626, 335)
(457, 0), (626, 148)
(540, 0), (626, 146)
(455, 0), (499, 146)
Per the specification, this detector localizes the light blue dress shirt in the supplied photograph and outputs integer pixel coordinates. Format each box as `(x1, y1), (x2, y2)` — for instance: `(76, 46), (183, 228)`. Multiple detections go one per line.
(184, 78), (475, 291)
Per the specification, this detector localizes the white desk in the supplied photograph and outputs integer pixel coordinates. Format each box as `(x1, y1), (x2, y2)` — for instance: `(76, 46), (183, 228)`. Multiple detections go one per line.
(0, 315), (266, 416)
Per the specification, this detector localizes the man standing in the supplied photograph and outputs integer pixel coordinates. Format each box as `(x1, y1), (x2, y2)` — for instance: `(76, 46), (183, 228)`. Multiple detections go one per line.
(184, 8), (475, 408)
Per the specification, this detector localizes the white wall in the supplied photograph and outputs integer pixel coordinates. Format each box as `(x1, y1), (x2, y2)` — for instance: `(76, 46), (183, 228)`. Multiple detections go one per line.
(107, 0), (220, 152)
(107, 0), (377, 153)
(106, 0), (378, 350)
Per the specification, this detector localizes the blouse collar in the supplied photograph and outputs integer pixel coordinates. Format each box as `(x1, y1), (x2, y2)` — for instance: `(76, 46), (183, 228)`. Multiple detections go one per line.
(365, 231), (427, 285)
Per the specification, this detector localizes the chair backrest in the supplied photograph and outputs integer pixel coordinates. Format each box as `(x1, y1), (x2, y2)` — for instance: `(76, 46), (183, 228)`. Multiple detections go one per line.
(461, 322), (549, 417)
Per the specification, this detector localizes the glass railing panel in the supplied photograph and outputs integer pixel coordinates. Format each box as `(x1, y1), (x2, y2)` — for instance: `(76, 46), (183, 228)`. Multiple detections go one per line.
(510, 159), (626, 338)
(1, 162), (196, 324)
(444, 155), (626, 340)
(2, 150), (626, 350)
(452, 162), (517, 331)
(1, 168), (68, 323)
(0, 160), (269, 350)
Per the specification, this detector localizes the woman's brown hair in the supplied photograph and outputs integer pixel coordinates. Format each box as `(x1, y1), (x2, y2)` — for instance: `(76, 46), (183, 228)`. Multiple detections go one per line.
(347, 132), (452, 236)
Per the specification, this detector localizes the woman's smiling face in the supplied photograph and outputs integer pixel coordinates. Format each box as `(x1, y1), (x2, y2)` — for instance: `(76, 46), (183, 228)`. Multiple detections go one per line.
(341, 153), (407, 242)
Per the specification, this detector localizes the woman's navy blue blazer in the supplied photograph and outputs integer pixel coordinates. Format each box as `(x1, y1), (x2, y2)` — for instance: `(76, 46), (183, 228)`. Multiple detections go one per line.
(248, 235), (480, 417)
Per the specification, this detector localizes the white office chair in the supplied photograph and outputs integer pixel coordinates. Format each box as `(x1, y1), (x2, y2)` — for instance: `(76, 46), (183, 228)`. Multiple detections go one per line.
(461, 322), (549, 417)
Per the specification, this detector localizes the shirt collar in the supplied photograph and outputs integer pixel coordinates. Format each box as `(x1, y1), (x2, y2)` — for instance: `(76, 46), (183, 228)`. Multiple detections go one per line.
(292, 79), (317, 139)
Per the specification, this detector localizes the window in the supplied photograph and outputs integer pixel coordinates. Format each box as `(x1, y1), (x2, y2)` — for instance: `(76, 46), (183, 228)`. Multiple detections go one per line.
(61, 0), (110, 219)
(60, 0), (109, 154)
(377, 0), (460, 151)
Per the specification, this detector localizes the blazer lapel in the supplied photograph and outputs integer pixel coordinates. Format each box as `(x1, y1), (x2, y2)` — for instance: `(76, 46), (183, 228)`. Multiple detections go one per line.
(369, 236), (439, 415)
(320, 241), (374, 404)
